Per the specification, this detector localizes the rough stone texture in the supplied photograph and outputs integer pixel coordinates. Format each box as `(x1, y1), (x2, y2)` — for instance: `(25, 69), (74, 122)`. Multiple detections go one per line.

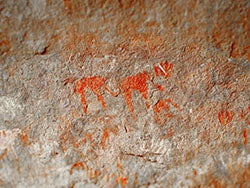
(0, 0), (249, 187)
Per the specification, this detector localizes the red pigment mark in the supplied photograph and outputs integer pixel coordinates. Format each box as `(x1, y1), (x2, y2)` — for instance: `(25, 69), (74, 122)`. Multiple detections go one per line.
(240, 109), (245, 119)
(168, 127), (173, 138)
(19, 129), (30, 146)
(74, 76), (106, 113)
(193, 169), (197, 176)
(100, 127), (118, 149)
(154, 60), (173, 79)
(94, 170), (98, 178)
(63, 0), (82, 14)
(116, 175), (128, 187)
(20, 134), (28, 144)
(153, 83), (164, 91)
(243, 129), (248, 145)
(74, 132), (96, 148)
(70, 162), (99, 178)
(59, 124), (96, 152)
(121, 72), (150, 114)
(89, 168), (98, 179)
(70, 162), (85, 175)
(0, 149), (8, 160)
(63, 0), (73, 14)
(120, 177), (128, 187)
(153, 98), (180, 125)
(117, 162), (123, 172)
(0, 33), (11, 54)
(101, 129), (109, 149)
(239, 106), (250, 125)
(218, 110), (234, 125)
(74, 76), (117, 114)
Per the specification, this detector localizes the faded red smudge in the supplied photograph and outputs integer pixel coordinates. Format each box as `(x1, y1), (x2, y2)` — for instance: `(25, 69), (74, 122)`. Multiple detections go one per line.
(19, 126), (31, 146)
(154, 60), (173, 79)
(0, 33), (11, 54)
(116, 175), (128, 187)
(100, 129), (109, 149)
(240, 109), (245, 119)
(239, 106), (250, 125)
(100, 126), (118, 149)
(19, 132), (29, 146)
(74, 132), (96, 148)
(243, 129), (248, 145)
(193, 169), (197, 176)
(70, 162), (85, 175)
(153, 98), (179, 125)
(70, 162), (99, 178)
(0, 149), (7, 160)
(63, 0), (73, 14)
(121, 72), (150, 114)
(117, 162), (123, 171)
(218, 110), (234, 125)
(74, 76), (117, 114)
(168, 127), (173, 138)
(88, 168), (99, 179)
(59, 124), (96, 152)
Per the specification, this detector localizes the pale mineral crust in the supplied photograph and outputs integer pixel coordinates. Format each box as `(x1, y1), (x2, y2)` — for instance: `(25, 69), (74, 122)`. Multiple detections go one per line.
(0, 0), (249, 187)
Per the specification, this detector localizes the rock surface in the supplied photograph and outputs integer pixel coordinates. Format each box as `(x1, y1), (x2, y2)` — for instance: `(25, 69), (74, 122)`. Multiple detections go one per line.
(0, 0), (249, 187)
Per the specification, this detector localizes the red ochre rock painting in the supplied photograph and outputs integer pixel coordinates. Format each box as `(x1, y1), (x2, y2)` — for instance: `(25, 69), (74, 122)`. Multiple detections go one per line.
(59, 123), (96, 152)
(69, 162), (85, 175)
(100, 126), (119, 149)
(73, 61), (174, 119)
(74, 61), (182, 123)
(72, 61), (249, 135)
(74, 76), (117, 114)
(218, 110), (234, 125)
(69, 162), (98, 179)
(121, 72), (151, 114)
(240, 106), (250, 125)
(69, 161), (127, 186)
(74, 61), (173, 117)
(153, 98), (180, 125)
(154, 60), (173, 79)
(243, 128), (248, 145)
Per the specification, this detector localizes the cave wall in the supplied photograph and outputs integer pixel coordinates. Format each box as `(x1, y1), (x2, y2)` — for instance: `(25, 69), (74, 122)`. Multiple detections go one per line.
(0, 0), (249, 187)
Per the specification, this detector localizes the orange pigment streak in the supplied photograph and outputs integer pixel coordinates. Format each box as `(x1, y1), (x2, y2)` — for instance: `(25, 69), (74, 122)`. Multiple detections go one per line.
(117, 162), (123, 171)
(243, 129), (248, 145)
(70, 162), (85, 175)
(218, 110), (234, 125)
(116, 175), (128, 187)
(100, 127), (118, 149)
(193, 170), (197, 176)
(153, 83), (164, 91)
(101, 129), (109, 149)
(168, 127), (173, 138)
